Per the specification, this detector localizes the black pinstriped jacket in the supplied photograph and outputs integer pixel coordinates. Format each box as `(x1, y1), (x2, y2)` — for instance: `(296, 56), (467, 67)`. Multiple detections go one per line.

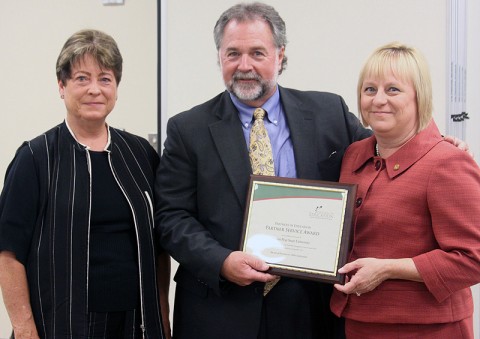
(0, 122), (165, 338)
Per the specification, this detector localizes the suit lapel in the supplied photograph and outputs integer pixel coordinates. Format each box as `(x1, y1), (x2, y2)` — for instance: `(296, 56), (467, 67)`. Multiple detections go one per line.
(209, 93), (252, 207)
(279, 87), (317, 179)
(209, 88), (321, 206)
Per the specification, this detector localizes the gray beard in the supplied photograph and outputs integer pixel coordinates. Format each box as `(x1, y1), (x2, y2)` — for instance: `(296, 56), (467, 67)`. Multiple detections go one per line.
(227, 71), (277, 103)
(230, 81), (266, 102)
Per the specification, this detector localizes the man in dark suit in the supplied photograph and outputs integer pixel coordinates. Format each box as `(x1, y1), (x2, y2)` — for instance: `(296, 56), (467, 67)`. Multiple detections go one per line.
(155, 2), (371, 339)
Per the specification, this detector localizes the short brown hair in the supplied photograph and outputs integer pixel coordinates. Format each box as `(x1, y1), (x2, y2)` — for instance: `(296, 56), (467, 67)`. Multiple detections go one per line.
(56, 29), (123, 85)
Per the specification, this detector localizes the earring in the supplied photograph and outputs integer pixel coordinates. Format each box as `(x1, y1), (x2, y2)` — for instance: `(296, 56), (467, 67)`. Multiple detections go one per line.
(61, 95), (64, 99)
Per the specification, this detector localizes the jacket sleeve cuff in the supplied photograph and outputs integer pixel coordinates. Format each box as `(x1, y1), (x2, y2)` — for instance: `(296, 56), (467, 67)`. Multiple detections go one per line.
(413, 251), (452, 302)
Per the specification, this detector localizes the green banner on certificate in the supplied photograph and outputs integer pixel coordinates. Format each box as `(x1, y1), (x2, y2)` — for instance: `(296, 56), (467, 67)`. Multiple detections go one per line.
(252, 184), (344, 201)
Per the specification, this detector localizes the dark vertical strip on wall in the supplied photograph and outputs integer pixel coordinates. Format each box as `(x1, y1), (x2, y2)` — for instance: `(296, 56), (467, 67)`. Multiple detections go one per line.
(157, 0), (162, 153)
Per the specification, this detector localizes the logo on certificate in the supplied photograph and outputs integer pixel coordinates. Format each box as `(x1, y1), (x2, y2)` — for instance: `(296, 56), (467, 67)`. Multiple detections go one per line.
(309, 205), (334, 220)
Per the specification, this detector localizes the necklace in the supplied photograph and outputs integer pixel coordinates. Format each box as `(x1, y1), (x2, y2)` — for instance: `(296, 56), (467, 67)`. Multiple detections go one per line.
(375, 143), (380, 157)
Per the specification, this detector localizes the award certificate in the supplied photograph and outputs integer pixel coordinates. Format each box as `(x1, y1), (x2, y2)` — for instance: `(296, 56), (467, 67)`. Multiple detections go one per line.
(240, 175), (356, 284)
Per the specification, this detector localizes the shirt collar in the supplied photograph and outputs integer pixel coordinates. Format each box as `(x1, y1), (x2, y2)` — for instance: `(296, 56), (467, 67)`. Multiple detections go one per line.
(352, 120), (443, 178)
(65, 119), (111, 151)
(230, 87), (281, 126)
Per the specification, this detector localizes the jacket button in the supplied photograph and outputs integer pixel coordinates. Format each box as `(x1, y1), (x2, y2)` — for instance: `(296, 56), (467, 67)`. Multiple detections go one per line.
(355, 198), (363, 207)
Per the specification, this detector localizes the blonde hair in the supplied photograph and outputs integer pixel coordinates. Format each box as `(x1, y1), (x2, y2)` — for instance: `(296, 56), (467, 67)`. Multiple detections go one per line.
(357, 42), (432, 132)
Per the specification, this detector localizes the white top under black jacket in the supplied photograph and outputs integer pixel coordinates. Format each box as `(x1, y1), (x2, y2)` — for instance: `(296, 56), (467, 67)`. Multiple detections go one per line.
(0, 122), (165, 338)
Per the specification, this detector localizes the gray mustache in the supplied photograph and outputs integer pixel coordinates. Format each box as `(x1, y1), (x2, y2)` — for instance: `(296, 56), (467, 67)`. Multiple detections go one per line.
(233, 72), (260, 81)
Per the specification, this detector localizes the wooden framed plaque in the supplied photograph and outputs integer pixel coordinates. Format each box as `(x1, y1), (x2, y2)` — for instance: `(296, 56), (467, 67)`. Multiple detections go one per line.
(240, 175), (357, 284)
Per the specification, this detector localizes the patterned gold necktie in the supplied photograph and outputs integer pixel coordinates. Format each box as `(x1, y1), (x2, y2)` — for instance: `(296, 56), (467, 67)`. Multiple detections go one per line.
(249, 108), (280, 296)
(249, 108), (275, 176)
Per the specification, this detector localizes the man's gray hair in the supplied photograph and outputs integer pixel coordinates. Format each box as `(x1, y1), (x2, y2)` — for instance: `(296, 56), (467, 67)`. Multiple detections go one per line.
(213, 2), (288, 74)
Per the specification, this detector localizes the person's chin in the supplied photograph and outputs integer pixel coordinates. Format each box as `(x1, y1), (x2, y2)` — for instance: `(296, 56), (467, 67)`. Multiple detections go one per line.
(232, 87), (262, 102)
(82, 111), (110, 121)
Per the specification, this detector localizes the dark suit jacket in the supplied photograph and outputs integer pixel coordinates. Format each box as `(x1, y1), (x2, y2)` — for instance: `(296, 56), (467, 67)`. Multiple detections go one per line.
(156, 86), (371, 339)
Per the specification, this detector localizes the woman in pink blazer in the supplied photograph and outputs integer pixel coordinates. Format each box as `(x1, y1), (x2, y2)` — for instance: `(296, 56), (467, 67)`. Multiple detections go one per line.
(330, 42), (480, 338)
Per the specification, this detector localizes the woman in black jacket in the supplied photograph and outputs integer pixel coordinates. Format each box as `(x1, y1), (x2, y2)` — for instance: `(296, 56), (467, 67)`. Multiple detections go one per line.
(0, 29), (170, 339)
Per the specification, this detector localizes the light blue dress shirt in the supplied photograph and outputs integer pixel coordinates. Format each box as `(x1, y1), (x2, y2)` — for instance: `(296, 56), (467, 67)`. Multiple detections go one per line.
(230, 87), (297, 178)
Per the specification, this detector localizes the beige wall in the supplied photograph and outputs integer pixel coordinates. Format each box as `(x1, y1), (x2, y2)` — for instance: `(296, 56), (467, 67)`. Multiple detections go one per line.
(165, 0), (448, 139)
(0, 0), (479, 338)
(0, 0), (158, 181)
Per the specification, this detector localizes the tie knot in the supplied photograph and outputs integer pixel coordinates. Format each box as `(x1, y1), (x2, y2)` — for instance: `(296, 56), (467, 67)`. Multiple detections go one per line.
(253, 108), (266, 120)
